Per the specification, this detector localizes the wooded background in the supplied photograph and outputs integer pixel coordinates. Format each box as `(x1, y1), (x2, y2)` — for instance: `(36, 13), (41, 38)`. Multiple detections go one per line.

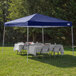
(0, 0), (76, 46)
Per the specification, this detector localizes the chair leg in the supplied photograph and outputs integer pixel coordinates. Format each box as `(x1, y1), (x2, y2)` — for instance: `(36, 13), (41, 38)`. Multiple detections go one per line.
(57, 52), (59, 56)
(20, 51), (22, 55)
(49, 53), (51, 56)
(53, 52), (55, 56)
(51, 51), (53, 56)
(17, 50), (18, 55)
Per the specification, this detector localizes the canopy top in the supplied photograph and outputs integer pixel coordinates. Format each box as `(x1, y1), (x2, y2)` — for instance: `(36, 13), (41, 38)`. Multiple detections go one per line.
(5, 13), (72, 28)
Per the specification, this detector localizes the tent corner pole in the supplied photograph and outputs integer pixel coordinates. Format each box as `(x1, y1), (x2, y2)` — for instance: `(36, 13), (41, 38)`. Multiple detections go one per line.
(71, 26), (74, 56)
(27, 27), (29, 63)
(2, 26), (6, 53)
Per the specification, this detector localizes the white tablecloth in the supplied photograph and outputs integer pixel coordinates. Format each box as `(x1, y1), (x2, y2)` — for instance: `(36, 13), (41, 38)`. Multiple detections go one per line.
(13, 42), (24, 52)
(28, 44), (64, 56)
(13, 42), (64, 56)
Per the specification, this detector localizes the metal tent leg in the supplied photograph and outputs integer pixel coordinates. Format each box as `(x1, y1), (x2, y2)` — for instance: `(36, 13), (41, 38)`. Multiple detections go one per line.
(2, 26), (6, 52)
(27, 27), (29, 63)
(71, 26), (74, 55)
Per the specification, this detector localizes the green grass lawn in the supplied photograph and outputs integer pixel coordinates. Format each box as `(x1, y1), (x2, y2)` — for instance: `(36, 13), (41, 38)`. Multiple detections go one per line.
(0, 47), (76, 76)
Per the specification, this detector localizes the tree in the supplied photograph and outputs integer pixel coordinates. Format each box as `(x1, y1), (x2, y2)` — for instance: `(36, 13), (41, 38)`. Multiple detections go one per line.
(0, 0), (76, 45)
(0, 0), (9, 45)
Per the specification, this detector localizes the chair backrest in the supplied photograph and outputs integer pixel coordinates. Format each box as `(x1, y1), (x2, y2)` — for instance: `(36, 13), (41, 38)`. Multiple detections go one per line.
(42, 44), (49, 52)
(18, 45), (24, 52)
(53, 45), (61, 52)
(49, 45), (55, 51)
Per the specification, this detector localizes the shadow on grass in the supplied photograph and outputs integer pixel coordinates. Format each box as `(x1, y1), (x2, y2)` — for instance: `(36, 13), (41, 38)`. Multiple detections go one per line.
(28, 54), (76, 68)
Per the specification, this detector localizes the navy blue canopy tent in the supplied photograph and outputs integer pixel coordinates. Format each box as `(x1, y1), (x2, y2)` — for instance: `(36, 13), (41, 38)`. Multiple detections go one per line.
(5, 13), (72, 27)
(3, 13), (74, 62)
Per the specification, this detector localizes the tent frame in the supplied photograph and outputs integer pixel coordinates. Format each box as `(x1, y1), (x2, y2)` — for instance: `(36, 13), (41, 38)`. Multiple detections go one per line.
(27, 27), (29, 63)
(2, 26), (6, 53)
(2, 26), (74, 62)
(71, 26), (74, 55)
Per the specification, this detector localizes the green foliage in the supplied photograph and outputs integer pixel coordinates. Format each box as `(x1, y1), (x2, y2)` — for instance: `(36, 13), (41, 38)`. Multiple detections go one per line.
(0, 0), (76, 45)
(0, 0), (9, 43)
(8, 0), (29, 20)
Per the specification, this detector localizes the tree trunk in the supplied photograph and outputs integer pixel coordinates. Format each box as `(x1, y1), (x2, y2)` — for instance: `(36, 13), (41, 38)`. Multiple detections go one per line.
(32, 32), (36, 42)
